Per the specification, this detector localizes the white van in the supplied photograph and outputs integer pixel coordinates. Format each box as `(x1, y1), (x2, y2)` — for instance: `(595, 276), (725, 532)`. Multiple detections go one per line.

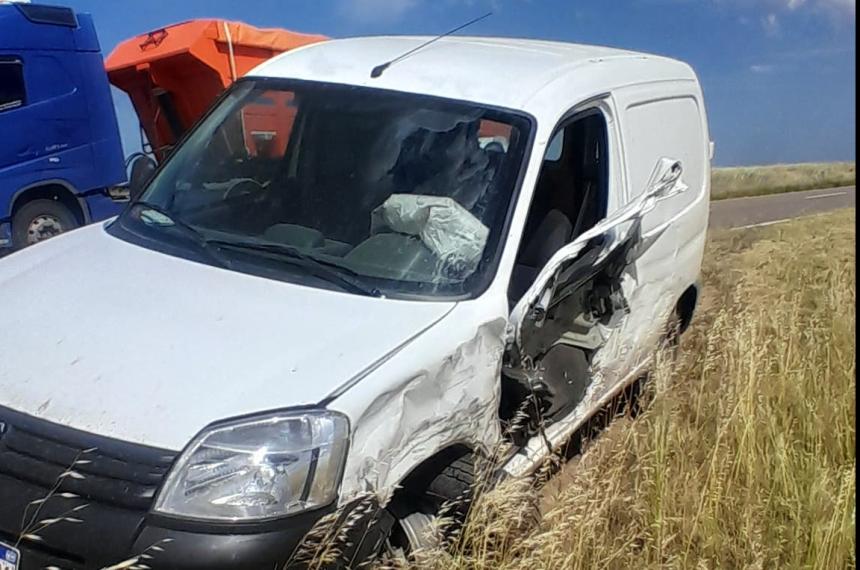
(0, 37), (710, 569)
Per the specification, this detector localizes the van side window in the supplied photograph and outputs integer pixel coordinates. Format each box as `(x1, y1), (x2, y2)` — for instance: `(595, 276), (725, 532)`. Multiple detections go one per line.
(508, 111), (609, 304)
(0, 57), (25, 112)
(544, 130), (564, 162)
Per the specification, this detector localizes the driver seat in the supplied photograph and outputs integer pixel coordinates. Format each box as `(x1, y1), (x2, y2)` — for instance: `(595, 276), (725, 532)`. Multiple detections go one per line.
(508, 208), (573, 304)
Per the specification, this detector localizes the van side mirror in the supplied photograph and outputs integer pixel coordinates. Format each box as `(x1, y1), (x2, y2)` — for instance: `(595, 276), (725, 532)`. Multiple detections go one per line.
(128, 154), (157, 202)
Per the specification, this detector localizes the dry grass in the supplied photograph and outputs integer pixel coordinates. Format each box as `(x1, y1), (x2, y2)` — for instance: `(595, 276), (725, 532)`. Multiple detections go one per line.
(711, 162), (855, 200)
(392, 208), (856, 570)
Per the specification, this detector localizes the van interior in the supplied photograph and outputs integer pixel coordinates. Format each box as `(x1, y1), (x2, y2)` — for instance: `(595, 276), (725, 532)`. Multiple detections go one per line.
(508, 111), (609, 305)
(501, 110), (610, 441)
(163, 86), (527, 290)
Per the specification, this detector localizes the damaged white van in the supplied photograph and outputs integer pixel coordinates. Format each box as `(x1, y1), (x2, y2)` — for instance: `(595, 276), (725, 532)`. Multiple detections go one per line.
(0, 36), (710, 569)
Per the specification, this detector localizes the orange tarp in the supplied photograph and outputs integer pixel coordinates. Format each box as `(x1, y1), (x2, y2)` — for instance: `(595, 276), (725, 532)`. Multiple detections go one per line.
(105, 20), (326, 158)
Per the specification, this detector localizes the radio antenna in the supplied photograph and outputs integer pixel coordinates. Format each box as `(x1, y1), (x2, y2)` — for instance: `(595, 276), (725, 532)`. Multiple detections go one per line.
(370, 12), (493, 78)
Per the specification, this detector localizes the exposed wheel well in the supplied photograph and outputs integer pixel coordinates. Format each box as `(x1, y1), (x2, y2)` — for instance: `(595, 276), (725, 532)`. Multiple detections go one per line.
(390, 444), (474, 508)
(12, 184), (85, 225)
(676, 285), (699, 333)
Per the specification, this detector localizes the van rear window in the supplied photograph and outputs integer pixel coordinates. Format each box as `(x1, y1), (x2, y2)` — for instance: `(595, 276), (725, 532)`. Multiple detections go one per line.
(0, 58), (25, 112)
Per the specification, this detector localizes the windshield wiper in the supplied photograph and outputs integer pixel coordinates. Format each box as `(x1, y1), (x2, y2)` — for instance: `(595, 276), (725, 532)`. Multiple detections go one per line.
(207, 239), (382, 297)
(130, 200), (231, 269)
(129, 202), (380, 297)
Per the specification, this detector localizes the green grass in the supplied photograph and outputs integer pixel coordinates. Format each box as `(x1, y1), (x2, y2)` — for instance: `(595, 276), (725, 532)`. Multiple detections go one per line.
(711, 161), (855, 200)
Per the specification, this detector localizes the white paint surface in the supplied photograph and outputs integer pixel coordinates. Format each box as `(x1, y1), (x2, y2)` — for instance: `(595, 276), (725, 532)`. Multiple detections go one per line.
(805, 191), (847, 200)
(249, 36), (695, 120)
(0, 223), (455, 450)
(734, 217), (794, 230)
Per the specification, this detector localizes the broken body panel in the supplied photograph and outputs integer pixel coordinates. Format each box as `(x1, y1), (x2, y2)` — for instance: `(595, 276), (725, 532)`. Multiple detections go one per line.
(331, 159), (695, 501)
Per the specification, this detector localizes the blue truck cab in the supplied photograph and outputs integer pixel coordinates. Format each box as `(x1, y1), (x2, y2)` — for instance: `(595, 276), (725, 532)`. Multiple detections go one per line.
(0, 3), (126, 250)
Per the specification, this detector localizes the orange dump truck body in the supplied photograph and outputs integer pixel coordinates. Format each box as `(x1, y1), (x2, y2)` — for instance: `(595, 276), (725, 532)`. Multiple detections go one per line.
(105, 20), (326, 159)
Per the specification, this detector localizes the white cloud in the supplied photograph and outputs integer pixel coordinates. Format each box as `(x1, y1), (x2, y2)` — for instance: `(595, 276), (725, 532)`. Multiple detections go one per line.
(738, 0), (857, 36)
(823, 0), (856, 15)
(750, 63), (777, 72)
(776, 0), (855, 16)
(762, 12), (781, 35)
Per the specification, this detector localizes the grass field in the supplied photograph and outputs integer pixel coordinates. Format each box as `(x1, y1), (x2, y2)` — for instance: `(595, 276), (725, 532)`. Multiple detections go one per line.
(394, 208), (856, 570)
(711, 162), (855, 200)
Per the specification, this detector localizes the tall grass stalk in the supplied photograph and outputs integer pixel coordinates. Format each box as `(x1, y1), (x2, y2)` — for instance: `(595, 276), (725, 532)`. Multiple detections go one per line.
(711, 161), (855, 200)
(394, 210), (855, 569)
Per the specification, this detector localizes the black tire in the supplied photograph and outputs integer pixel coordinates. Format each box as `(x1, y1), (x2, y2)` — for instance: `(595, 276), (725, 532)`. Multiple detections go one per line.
(387, 454), (476, 556)
(426, 454), (475, 507)
(12, 199), (79, 249)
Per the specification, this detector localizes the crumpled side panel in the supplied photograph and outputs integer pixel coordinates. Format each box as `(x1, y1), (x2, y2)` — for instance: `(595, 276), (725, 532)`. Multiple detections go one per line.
(510, 157), (687, 349)
(336, 317), (507, 504)
(503, 158), (689, 477)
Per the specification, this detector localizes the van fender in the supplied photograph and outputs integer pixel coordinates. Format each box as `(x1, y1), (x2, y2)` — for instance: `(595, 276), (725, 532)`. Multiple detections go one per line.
(330, 315), (507, 505)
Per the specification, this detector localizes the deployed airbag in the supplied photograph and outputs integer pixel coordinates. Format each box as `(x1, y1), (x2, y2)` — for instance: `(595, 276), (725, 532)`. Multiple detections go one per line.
(371, 194), (489, 279)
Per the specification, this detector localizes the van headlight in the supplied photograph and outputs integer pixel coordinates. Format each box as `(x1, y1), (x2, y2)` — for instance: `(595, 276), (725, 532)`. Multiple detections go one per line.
(153, 410), (349, 521)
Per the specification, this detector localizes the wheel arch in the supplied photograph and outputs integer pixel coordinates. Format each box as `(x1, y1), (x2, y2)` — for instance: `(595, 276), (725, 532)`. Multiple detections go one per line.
(676, 283), (700, 333)
(388, 442), (476, 508)
(11, 180), (87, 225)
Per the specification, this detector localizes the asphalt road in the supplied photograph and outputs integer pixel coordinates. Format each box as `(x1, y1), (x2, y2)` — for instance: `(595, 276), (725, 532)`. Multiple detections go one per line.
(709, 186), (856, 229)
(1, 187), (854, 260)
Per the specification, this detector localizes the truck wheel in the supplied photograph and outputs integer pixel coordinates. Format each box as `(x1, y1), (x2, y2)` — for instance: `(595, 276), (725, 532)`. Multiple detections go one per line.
(386, 454), (475, 556)
(12, 199), (80, 249)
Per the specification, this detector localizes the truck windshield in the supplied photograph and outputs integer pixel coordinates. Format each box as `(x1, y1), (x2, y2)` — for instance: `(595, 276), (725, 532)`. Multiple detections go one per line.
(116, 79), (532, 298)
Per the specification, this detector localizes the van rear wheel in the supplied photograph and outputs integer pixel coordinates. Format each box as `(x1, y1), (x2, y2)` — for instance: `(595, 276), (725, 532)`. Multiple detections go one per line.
(12, 199), (80, 249)
(660, 309), (684, 357)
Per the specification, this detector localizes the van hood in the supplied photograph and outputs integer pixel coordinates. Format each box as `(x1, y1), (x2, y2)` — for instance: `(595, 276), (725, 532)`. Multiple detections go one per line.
(0, 224), (455, 451)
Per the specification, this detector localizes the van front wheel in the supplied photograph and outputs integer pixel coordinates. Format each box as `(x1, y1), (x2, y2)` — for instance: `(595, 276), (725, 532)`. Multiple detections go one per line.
(12, 199), (80, 249)
(385, 454), (475, 557)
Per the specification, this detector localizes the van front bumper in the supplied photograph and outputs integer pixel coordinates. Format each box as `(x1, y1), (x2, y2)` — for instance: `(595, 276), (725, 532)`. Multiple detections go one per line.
(0, 472), (334, 570)
(0, 475), (332, 569)
(0, 406), (335, 569)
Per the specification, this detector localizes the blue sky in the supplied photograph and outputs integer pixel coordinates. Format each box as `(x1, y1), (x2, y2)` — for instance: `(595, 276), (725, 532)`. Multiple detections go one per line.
(67, 0), (856, 166)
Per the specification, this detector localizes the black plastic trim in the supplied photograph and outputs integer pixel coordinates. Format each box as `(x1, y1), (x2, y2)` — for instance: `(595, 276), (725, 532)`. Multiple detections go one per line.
(0, 405), (176, 465)
(14, 4), (78, 27)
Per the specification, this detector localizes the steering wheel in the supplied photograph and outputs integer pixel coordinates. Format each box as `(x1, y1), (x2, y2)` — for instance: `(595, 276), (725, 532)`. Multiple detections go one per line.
(221, 178), (273, 225)
(223, 178), (267, 201)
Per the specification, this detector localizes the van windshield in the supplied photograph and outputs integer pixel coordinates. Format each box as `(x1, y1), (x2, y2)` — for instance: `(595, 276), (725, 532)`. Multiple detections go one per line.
(116, 79), (531, 299)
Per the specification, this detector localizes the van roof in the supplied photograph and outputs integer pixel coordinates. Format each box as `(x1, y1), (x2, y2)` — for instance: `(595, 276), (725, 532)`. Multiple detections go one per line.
(248, 36), (697, 114)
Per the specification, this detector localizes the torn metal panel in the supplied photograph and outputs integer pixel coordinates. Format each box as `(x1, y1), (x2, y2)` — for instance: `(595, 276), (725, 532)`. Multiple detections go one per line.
(334, 315), (507, 503)
(502, 356), (654, 478)
(502, 159), (688, 475)
(509, 157), (688, 357)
